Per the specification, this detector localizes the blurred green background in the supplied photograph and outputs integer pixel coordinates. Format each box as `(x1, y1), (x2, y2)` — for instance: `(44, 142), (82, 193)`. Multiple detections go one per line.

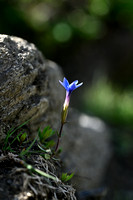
(0, 0), (133, 199)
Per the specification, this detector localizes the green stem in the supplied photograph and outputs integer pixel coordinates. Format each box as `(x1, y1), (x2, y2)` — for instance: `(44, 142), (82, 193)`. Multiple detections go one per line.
(54, 123), (64, 153)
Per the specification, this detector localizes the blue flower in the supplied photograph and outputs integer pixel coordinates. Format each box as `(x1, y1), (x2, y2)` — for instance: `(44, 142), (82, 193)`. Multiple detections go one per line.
(59, 77), (83, 94)
(59, 77), (83, 124)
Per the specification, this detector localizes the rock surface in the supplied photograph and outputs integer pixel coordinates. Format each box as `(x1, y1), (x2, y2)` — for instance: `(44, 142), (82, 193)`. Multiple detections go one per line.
(0, 34), (64, 141)
(61, 109), (112, 191)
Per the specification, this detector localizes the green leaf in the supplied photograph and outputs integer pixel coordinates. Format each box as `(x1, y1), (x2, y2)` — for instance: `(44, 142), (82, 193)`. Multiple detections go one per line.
(37, 144), (47, 152)
(44, 140), (55, 148)
(61, 172), (74, 182)
(3, 119), (30, 150)
(44, 154), (51, 160)
(38, 126), (55, 143)
(20, 135), (38, 156)
(6, 131), (23, 150)
(25, 163), (59, 181)
(20, 132), (27, 142)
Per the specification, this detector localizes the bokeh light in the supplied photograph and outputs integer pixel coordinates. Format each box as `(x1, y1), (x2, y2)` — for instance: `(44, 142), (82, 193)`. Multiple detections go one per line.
(53, 23), (72, 42)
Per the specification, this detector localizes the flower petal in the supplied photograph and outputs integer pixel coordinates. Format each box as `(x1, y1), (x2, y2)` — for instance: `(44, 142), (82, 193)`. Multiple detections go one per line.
(63, 77), (69, 90)
(59, 77), (83, 93)
(73, 80), (78, 85)
(59, 80), (66, 89)
(75, 82), (83, 88)
(69, 82), (77, 91)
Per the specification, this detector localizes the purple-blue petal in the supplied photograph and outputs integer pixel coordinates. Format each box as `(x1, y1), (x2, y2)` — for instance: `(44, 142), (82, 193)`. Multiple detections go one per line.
(73, 80), (78, 85)
(59, 77), (83, 93)
(63, 77), (69, 90)
(75, 82), (83, 88)
(59, 80), (67, 90)
(69, 82), (77, 91)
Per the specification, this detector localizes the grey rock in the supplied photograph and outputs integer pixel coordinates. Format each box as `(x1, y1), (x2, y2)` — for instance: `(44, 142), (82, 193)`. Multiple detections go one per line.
(0, 34), (64, 141)
(61, 109), (112, 190)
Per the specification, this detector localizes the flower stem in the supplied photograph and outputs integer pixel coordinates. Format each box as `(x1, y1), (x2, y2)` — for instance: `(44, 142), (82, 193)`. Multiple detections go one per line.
(54, 122), (64, 153)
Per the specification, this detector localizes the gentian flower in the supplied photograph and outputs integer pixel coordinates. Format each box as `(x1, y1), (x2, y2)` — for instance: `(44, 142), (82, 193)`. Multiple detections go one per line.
(54, 77), (83, 153)
(59, 77), (83, 124)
